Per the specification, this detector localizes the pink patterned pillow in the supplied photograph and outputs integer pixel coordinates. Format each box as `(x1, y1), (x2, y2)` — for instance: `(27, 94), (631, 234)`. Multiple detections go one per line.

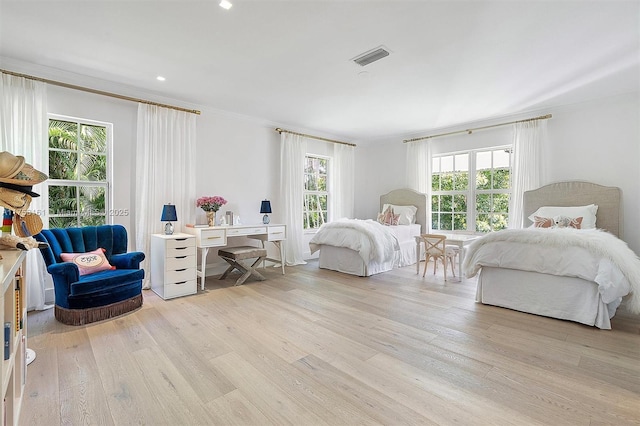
(60, 248), (115, 276)
(378, 206), (399, 226)
(533, 216), (554, 228)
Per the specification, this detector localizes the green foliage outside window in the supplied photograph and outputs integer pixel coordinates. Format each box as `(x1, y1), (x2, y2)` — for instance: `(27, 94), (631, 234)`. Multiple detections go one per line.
(304, 156), (328, 230)
(48, 119), (108, 228)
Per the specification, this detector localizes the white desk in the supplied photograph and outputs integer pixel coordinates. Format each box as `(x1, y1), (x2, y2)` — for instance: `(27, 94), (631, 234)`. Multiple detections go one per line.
(183, 224), (286, 290)
(415, 233), (479, 280)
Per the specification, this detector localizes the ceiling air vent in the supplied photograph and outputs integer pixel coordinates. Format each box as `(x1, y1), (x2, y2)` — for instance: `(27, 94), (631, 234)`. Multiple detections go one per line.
(352, 46), (390, 67)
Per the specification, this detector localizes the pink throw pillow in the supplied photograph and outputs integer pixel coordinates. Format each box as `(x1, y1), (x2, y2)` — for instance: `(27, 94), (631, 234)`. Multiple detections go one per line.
(60, 248), (115, 276)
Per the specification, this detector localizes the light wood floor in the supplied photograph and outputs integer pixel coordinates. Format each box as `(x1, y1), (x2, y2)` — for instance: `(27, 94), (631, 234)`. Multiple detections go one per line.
(21, 261), (640, 425)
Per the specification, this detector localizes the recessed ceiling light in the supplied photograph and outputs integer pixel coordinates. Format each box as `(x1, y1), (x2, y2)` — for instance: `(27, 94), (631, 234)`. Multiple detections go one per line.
(219, 0), (232, 10)
(156, 76), (166, 81)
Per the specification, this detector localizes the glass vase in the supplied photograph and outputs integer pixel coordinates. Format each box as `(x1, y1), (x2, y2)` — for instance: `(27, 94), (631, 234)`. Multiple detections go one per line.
(206, 211), (216, 227)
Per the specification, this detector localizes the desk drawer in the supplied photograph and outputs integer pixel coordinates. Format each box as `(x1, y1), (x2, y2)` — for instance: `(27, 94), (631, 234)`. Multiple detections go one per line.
(227, 226), (267, 237)
(165, 254), (195, 271)
(165, 267), (196, 284)
(268, 226), (286, 240)
(166, 245), (196, 258)
(200, 229), (226, 246)
(166, 237), (195, 250)
(163, 280), (197, 299)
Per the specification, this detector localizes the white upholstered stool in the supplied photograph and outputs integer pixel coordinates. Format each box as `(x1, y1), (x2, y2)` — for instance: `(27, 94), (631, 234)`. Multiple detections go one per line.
(218, 246), (267, 286)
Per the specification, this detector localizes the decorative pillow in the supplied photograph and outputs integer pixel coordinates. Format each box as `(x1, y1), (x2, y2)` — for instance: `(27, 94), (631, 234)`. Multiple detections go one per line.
(60, 248), (115, 276)
(533, 216), (554, 228)
(378, 206), (399, 226)
(382, 204), (417, 225)
(553, 215), (583, 229)
(528, 204), (598, 229)
(534, 215), (583, 229)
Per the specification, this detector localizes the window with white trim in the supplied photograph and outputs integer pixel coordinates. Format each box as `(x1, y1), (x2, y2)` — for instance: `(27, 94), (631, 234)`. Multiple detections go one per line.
(432, 146), (511, 233)
(303, 155), (329, 230)
(47, 115), (112, 228)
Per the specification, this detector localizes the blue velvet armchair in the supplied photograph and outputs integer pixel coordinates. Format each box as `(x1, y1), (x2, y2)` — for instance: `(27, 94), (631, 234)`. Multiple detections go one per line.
(35, 225), (145, 325)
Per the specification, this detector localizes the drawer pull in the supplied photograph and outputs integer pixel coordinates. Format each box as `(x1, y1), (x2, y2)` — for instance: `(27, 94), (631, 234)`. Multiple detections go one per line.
(175, 238), (187, 241)
(271, 232), (283, 235)
(175, 256), (187, 259)
(176, 268), (187, 272)
(175, 281), (187, 285)
(207, 236), (221, 240)
(175, 247), (187, 250)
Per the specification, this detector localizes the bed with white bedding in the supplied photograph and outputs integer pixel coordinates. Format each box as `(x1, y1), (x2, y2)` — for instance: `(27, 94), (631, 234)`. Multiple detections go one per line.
(463, 181), (640, 329)
(309, 188), (427, 276)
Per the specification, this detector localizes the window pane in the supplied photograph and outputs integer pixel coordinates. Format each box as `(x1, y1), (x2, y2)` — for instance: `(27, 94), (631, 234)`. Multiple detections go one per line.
(493, 193), (510, 212)
(493, 149), (510, 168)
(79, 153), (107, 181)
(441, 195), (453, 212)
(476, 194), (491, 212)
(453, 194), (466, 212)
(453, 213), (467, 231)
(441, 173), (454, 191)
(319, 195), (327, 210)
(80, 124), (107, 153)
(432, 157), (440, 173)
(317, 175), (326, 191)
(49, 120), (77, 149)
(431, 195), (439, 212)
(48, 186), (77, 215)
(492, 214), (508, 231)
(441, 155), (454, 172)
(476, 170), (491, 190)
(431, 213), (439, 230)
(441, 213), (452, 230)
(493, 168), (510, 189)
(454, 154), (469, 172)
(79, 186), (105, 216)
(454, 171), (468, 190)
(476, 214), (491, 233)
(432, 174), (441, 191)
(49, 151), (77, 180)
(476, 151), (491, 170)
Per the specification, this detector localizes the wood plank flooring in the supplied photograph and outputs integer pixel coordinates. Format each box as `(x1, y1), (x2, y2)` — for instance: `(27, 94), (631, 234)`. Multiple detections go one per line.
(21, 261), (640, 425)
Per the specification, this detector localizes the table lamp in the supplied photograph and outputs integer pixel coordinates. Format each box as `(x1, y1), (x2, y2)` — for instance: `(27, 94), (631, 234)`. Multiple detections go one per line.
(161, 204), (177, 235)
(260, 200), (272, 224)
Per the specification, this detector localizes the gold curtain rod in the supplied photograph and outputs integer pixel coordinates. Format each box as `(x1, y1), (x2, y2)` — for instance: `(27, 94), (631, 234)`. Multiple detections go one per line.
(275, 127), (356, 147)
(403, 113), (552, 143)
(1, 69), (201, 115)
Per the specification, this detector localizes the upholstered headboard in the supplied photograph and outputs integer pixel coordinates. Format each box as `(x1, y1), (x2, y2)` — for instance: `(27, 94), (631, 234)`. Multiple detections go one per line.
(523, 181), (622, 237)
(380, 188), (428, 233)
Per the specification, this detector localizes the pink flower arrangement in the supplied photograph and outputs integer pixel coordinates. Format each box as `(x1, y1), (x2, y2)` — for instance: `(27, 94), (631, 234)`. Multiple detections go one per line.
(196, 196), (227, 212)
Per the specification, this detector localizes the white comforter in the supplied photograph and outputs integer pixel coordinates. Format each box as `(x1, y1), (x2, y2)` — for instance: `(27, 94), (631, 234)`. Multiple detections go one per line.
(309, 219), (400, 263)
(463, 228), (640, 314)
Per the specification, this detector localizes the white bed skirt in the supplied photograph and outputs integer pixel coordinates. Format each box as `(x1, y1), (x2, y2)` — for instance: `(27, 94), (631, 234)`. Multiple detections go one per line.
(476, 267), (619, 329)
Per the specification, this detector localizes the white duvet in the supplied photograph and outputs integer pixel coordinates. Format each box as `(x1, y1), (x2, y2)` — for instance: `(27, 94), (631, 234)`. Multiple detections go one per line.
(463, 228), (640, 314)
(309, 219), (400, 263)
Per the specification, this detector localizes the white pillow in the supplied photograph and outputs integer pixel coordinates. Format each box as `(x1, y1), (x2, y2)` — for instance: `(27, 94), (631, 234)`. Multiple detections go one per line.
(382, 204), (417, 225)
(528, 204), (598, 229)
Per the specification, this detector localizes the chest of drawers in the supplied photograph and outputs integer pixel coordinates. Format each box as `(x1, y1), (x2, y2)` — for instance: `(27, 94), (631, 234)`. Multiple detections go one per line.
(150, 233), (197, 299)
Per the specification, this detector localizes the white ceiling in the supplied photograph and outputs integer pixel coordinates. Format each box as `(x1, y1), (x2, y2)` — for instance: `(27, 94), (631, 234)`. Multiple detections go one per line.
(1, 1), (638, 143)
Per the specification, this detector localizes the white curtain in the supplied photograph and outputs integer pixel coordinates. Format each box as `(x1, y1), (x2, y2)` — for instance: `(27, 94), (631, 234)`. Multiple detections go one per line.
(508, 120), (547, 229)
(135, 104), (196, 288)
(331, 143), (355, 220)
(406, 139), (432, 232)
(280, 132), (307, 266)
(0, 73), (52, 311)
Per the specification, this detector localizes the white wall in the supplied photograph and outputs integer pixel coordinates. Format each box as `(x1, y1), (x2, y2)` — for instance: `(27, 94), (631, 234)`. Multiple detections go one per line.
(355, 93), (640, 253)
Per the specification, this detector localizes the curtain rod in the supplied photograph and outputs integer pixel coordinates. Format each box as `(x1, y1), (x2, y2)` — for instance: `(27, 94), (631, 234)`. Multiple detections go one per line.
(403, 113), (552, 143)
(275, 127), (356, 147)
(1, 69), (201, 115)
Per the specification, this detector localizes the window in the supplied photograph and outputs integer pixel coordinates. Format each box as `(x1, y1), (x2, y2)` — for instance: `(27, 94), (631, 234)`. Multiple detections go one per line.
(47, 116), (111, 228)
(432, 147), (511, 233)
(303, 155), (329, 230)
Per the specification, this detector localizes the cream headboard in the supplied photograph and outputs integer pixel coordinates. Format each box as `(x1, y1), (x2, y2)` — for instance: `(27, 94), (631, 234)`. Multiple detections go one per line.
(380, 188), (428, 233)
(523, 181), (622, 237)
